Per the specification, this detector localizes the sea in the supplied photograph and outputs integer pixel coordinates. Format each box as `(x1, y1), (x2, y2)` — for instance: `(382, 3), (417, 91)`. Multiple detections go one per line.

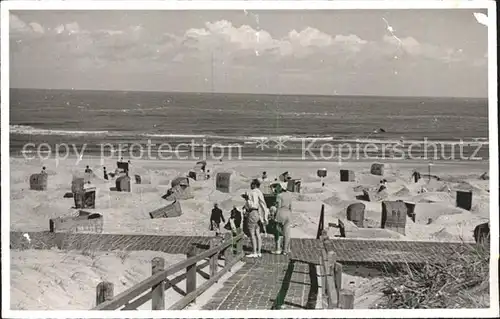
(9, 88), (489, 161)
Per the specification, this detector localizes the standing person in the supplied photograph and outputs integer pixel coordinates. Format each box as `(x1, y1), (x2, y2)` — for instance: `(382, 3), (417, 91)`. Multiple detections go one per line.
(210, 203), (225, 237)
(378, 179), (387, 192)
(229, 205), (242, 232)
(411, 170), (421, 183)
(261, 171), (268, 181)
(85, 165), (92, 173)
(243, 179), (269, 258)
(103, 167), (109, 180)
(271, 187), (293, 255)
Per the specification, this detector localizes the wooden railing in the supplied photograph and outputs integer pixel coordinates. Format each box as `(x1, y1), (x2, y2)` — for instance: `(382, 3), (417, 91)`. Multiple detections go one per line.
(317, 204), (354, 309)
(320, 248), (354, 309)
(92, 231), (244, 310)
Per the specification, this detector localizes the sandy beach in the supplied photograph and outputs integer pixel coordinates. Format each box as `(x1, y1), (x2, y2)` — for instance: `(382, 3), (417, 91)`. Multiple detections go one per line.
(10, 157), (490, 240)
(9, 156), (490, 309)
(10, 248), (243, 310)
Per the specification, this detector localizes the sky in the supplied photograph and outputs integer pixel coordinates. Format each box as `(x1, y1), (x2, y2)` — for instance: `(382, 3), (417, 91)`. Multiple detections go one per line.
(8, 9), (489, 97)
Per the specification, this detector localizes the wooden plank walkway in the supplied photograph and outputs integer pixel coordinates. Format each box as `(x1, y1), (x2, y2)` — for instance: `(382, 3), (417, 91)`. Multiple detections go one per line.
(323, 238), (472, 264)
(202, 255), (318, 310)
(10, 231), (472, 265)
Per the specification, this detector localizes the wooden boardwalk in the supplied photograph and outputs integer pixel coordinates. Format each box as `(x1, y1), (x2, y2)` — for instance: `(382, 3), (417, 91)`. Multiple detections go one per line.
(202, 256), (316, 310)
(10, 231), (471, 265)
(10, 231), (474, 310)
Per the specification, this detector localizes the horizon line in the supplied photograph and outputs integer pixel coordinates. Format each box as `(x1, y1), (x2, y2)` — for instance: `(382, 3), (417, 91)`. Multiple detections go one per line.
(9, 87), (488, 100)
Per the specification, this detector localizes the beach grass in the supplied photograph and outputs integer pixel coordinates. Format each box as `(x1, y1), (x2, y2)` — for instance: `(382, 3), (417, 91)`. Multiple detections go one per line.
(377, 241), (490, 309)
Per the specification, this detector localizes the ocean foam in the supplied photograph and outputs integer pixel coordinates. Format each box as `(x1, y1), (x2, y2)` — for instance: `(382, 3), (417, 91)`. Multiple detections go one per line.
(9, 125), (488, 146)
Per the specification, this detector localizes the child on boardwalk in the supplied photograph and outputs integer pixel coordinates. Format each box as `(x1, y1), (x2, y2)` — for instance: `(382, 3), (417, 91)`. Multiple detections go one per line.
(210, 203), (225, 237)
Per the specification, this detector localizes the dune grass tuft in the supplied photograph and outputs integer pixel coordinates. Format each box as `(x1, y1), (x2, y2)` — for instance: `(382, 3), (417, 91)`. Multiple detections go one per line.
(376, 242), (490, 309)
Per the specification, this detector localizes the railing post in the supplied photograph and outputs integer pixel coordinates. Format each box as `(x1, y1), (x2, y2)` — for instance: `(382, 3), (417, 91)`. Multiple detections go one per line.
(96, 281), (114, 306)
(186, 245), (197, 304)
(339, 289), (354, 309)
(209, 238), (219, 279)
(223, 232), (233, 269)
(334, 262), (343, 308)
(316, 204), (325, 239)
(236, 229), (243, 255)
(326, 251), (337, 309)
(320, 249), (329, 301)
(151, 257), (165, 310)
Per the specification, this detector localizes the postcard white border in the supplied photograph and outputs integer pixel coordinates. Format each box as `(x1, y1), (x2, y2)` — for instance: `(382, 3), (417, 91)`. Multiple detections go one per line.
(1, 1), (498, 318)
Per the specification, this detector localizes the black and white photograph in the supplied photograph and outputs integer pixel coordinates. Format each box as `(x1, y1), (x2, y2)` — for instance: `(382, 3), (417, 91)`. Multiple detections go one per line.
(2, 0), (498, 317)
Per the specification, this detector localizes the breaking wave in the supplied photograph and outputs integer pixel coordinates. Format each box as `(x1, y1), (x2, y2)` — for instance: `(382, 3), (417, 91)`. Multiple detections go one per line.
(9, 125), (488, 145)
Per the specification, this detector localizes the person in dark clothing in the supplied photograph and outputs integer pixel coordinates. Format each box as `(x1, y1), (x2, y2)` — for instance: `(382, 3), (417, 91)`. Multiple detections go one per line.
(229, 206), (242, 230)
(262, 171), (268, 181)
(378, 179), (387, 192)
(210, 203), (225, 236)
(411, 170), (421, 183)
(85, 165), (92, 173)
(103, 167), (108, 180)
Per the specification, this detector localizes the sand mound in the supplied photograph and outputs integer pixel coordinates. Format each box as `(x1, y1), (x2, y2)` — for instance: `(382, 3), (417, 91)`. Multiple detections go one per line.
(323, 194), (354, 209)
(440, 173), (483, 183)
(178, 200), (206, 214)
(190, 185), (206, 192)
(298, 171), (324, 183)
(415, 179), (446, 192)
(414, 192), (454, 204)
(207, 190), (232, 203)
(154, 169), (178, 177)
(362, 218), (380, 229)
(452, 182), (484, 194)
(392, 186), (411, 197)
(357, 174), (385, 186)
(413, 203), (463, 224)
(157, 178), (171, 186)
(10, 173), (28, 184)
(10, 250), (190, 310)
(297, 193), (321, 202)
(471, 200), (490, 217)
(44, 169), (58, 176)
(437, 184), (452, 193)
(431, 228), (457, 241)
(301, 185), (326, 194)
(295, 191), (321, 202)
(134, 185), (159, 194)
(353, 185), (368, 192)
